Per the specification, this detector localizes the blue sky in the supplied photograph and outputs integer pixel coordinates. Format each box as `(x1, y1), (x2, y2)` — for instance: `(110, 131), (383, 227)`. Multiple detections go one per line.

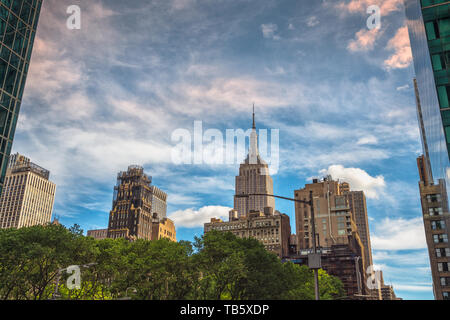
(13, 0), (433, 299)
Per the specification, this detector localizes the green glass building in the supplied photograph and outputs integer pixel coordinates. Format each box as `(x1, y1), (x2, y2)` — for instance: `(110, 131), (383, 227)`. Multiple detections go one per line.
(0, 0), (42, 195)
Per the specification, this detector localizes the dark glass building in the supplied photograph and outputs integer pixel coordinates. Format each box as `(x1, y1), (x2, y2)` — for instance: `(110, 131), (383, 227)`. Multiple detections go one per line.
(405, 0), (450, 300)
(0, 0), (42, 195)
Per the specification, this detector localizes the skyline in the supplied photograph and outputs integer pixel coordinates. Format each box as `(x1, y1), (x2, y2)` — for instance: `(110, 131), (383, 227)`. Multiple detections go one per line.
(10, 0), (431, 299)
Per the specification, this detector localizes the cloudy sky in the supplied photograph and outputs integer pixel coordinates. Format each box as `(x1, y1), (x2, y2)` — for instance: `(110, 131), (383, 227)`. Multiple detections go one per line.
(15, 0), (433, 299)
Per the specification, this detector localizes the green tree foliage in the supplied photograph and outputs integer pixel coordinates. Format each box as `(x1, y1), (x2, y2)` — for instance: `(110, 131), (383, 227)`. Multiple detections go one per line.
(0, 226), (345, 300)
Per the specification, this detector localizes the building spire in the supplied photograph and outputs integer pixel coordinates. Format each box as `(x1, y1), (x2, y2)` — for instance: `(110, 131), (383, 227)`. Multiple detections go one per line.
(252, 103), (255, 129)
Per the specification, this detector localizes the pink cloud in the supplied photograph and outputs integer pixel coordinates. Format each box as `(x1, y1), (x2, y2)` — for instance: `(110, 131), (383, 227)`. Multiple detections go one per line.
(337, 0), (403, 15)
(384, 26), (413, 69)
(347, 28), (380, 52)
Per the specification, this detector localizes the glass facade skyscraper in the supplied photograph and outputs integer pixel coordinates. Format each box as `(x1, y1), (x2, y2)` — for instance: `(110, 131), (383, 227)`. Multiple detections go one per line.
(405, 0), (450, 300)
(0, 0), (42, 195)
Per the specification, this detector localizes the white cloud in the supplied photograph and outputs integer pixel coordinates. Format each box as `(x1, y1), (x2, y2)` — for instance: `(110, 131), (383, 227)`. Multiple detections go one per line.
(306, 16), (319, 27)
(319, 164), (386, 199)
(168, 205), (231, 228)
(396, 84), (410, 91)
(261, 23), (280, 40)
(393, 284), (432, 292)
(371, 217), (426, 250)
(356, 135), (378, 145)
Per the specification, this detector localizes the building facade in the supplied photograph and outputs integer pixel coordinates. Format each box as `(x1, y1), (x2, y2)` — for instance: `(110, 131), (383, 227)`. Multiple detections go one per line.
(87, 228), (108, 240)
(107, 165), (154, 241)
(405, 0), (450, 298)
(0, 0), (43, 195)
(233, 109), (275, 217)
(342, 186), (374, 270)
(151, 217), (176, 242)
(417, 155), (450, 300)
(0, 153), (56, 229)
(150, 185), (167, 220)
(293, 177), (382, 299)
(294, 178), (364, 253)
(204, 209), (291, 258)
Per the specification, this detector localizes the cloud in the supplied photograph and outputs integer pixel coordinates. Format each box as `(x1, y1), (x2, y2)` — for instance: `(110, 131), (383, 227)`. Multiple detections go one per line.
(356, 135), (378, 145)
(347, 28), (380, 52)
(396, 84), (410, 91)
(384, 26), (413, 70)
(319, 165), (386, 199)
(261, 23), (280, 40)
(306, 16), (319, 27)
(371, 217), (426, 250)
(168, 205), (231, 228)
(393, 284), (433, 292)
(336, 0), (403, 15)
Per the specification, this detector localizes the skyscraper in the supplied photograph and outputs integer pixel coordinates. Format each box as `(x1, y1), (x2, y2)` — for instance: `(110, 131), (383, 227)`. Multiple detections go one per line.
(149, 185), (167, 220)
(341, 185), (374, 270)
(294, 177), (365, 257)
(0, 0), (43, 195)
(234, 107), (275, 217)
(292, 177), (374, 298)
(405, 0), (450, 300)
(0, 153), (56, 229)
(107, 165), (154, 240)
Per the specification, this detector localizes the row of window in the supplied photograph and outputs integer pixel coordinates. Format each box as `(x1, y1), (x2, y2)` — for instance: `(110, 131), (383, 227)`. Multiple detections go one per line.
(432, 219), (446, 229)
(0, 0), (38, 28)
(434, 233), (449, 243)
(436, 247), (450, 257)
(425, 18), (450, 41)
(421, 0), (449, 8)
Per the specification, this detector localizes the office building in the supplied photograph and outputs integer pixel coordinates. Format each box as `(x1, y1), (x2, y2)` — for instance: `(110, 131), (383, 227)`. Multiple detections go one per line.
(294, 177), (364, 254)
(204, 208), (292, 258)
(87, 228), (108, 240)
(151, 217), (176, 242)
(405, 0), (450, 297)
(234, 108), (275, 217)
(417, 155), (450, 300)
(293, 177), (374, 299)
(340, 183), (374, 270)
(150, 185), (167, 219)
(107, 165), (154, 241)
(0, 153), (56, 229)
(0, 0), (43, 195)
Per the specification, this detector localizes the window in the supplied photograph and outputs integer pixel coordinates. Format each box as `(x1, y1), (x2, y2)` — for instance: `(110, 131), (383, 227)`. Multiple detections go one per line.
(438, 86), (450, 109)
(433, 234), (448, 243)
(437, 248), (446, 258)
(438, 262), (449, 272)
(425, 21), (439, 40)
(429, 207), (443, 216)
(427, 194), (441, 203)
(444, 292), (449, 300)
(440, 277), (450, 286)
(431, 220), (446, 230)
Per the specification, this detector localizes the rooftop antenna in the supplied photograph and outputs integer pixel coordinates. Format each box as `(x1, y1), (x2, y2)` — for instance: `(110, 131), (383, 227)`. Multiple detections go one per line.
(252, 103), (256, 129)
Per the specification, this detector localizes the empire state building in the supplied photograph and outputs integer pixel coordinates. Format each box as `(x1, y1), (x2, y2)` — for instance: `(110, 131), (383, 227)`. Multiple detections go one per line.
(234, 107), (275, 217)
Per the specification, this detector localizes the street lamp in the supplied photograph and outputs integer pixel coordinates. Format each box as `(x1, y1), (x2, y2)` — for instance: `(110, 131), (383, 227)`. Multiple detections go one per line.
(235, 190), (321, 300)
